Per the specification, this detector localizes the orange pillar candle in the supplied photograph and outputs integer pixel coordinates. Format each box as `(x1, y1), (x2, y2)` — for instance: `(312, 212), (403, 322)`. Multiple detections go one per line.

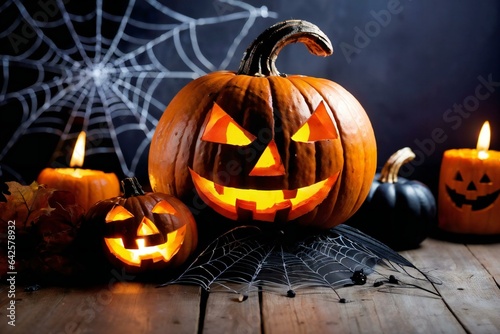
(37, 131), (120, 211)
(438, 121), (500, 234)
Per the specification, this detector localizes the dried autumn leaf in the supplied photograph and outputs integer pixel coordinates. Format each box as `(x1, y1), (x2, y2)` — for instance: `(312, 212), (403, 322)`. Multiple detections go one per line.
(0, 181), (87, 283)
(0, 181), (55, 229)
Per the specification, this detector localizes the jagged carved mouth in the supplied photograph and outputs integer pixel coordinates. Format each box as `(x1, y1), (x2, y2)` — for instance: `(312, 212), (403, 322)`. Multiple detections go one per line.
(446, 185), (500, 211)
(189, 168), (339, 222)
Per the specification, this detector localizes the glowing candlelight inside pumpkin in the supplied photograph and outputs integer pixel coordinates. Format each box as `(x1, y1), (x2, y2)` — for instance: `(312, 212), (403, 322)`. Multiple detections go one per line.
(37, 131), (120, 210)
(438, 121), (500, 235)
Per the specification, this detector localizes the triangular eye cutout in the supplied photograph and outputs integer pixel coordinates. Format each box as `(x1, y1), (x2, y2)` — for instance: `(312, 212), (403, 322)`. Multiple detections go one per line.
(479, 174), (491, 184)
(291, 101), (339, 143)
(152, 200), (177, 214)
(249, 140), (286, 176)
(105, 205), (134, 223)
(137, 218), (160, 236)
(201, 102), (256, 146)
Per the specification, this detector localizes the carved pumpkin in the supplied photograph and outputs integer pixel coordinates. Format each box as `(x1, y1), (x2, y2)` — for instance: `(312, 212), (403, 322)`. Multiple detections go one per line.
(347, 148), (436, 250)
(438, 148), (500, 235)
(84, 177), (198, 272)
(149, 20), (377, 229)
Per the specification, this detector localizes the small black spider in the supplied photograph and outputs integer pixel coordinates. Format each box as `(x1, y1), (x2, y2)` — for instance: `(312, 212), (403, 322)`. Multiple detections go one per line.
(388, 275), (399, 284)
(350, 269), (367, 285)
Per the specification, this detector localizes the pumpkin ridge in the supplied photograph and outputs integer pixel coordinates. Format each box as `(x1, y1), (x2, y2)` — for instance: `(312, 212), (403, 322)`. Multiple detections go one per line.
(150, 72), (231, 195)
(205, 74), (254, 187)
(299, 76), (376, 223)
(85, 176), (91, 214)
(287, 76), (340, 223)
(151, 194), (181, 235)
(177, 73), (235, 196)
(280, 76), (320, 191)
(241, 76), (276, 190)
(131, 195), (149, 228)
(185, 76), (228, 189)
(229, 74), (257, 165)
(328, 81), (376, 216)
(267, 76), (291, 191)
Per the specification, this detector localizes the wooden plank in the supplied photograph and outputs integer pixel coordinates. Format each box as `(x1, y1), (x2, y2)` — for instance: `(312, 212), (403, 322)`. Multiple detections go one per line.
(467, 242), (500, 285)
(0, 283), (201, 334)
(260, 279), (464, 334)
(403, 238), (500, 334)
(203, 284), (261, 334)
(2, 239), (498, 333)
(261, 287), (346, 334)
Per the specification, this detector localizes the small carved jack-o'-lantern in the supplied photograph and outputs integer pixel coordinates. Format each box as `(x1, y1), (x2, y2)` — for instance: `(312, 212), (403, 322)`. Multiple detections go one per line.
(438, 151), (500, 234)
(84, 177), (198, 272)
(148, 20), (377, 229)
(438, 122), (500, 234)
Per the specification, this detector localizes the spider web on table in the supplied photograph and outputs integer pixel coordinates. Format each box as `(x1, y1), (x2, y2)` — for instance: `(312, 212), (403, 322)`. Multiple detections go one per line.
(0, 0), (276, 182)
(161, 224), (440, 299)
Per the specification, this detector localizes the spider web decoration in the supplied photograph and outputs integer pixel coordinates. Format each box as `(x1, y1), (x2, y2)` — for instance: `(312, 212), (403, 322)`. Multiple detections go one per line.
(162, 224), (439, 299)
(0, 0), (276, 183)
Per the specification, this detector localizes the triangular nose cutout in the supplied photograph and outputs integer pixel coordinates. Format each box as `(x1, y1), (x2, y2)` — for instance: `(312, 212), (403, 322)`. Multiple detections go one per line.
(249, 140), (286, 176)
(466, 181), (477, 191)
(137, 217), (160, 236)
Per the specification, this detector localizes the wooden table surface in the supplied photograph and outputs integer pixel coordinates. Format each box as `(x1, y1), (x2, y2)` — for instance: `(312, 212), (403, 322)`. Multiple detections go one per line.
(1, 236), (500, 334)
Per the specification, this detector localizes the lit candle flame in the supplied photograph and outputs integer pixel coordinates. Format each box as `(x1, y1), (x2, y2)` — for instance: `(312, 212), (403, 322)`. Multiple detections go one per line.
(70, 131), (86, 167)
(476, 121), (490, 160)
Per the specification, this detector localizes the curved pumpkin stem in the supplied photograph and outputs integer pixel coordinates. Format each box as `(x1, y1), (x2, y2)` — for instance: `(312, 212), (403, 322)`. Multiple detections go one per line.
(237, 20), (333, 77)
(121, 177), (145, 197)
(378, 147), (416, 184)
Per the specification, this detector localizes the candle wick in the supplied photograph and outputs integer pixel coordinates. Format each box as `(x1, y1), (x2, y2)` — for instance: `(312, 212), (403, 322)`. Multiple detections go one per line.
(478, 150), (489, 160)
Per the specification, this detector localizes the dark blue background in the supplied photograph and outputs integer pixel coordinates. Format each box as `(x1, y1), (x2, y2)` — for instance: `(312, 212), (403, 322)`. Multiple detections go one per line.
(1, 0), (499, 198)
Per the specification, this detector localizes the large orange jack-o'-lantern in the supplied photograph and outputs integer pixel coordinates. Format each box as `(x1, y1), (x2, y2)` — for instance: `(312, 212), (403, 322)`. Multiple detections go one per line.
(148, 20), (377, 229)
(188, 101), (340, 223)
(438, 122), (500, 234)
(84, 177), (198, 272)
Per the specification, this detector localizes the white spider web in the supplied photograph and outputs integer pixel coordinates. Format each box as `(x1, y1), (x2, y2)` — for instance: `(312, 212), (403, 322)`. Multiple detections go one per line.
(0, 0), (276, 183)
(162, 224), (440, 299)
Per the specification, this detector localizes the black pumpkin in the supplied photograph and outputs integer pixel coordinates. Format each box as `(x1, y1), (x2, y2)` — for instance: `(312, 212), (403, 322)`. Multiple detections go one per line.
(347, 147), (436, 250)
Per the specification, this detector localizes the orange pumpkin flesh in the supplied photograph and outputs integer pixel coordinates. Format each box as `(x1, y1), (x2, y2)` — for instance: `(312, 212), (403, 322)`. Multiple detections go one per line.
(149, 20), (377, 228)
